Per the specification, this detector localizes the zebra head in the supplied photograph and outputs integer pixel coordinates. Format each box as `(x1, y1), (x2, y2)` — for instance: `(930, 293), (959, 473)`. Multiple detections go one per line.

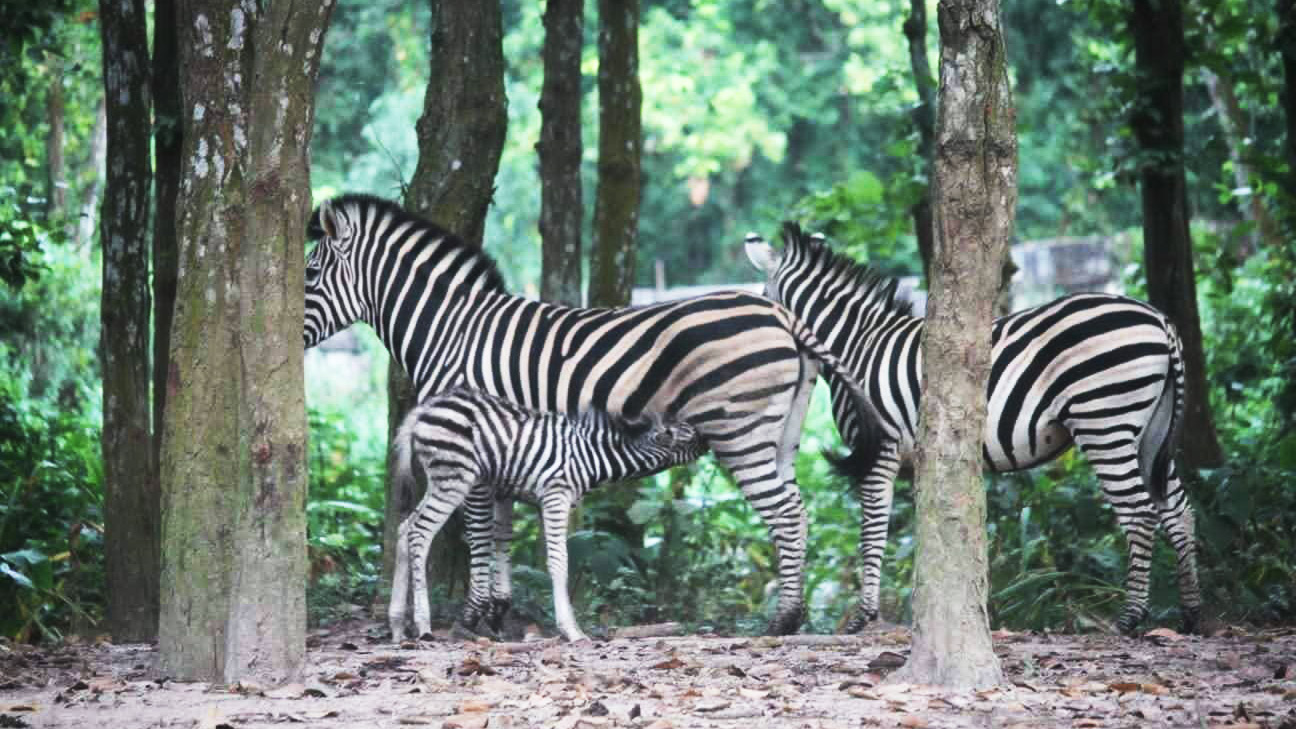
(304, 197), (369, 348)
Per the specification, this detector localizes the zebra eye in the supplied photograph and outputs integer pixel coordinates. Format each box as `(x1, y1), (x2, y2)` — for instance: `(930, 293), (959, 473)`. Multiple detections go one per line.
(305, 264), (322, 288)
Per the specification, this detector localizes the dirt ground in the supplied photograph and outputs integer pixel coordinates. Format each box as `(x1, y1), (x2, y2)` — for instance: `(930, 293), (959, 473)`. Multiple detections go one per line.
(2, 620), (1294, 729)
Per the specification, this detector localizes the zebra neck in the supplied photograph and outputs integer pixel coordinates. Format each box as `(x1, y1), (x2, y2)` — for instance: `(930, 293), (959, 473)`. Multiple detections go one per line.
(799, 293), (912, 362)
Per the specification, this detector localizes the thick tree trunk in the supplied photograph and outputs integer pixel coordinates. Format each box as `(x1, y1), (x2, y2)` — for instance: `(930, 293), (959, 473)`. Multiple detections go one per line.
(538, 0), (584, 308)
(1129, 0), (1224, 468)
(153, 0), (181, 471)
(891, 0), (1013, 690)
(589, 0), (641, 308)
(99, 0), (158, 644)
(159, 0), (331, 684)
(380, 0), (508, 609)
(903, 0), (936, 282)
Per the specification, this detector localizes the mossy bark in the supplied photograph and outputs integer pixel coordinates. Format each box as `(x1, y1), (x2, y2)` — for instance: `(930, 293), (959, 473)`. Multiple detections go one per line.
(538, 0), (585, 308)
(589, 0), (641, 309)
(890, 0), (1013, 690)
(159, 0), (332, 684)
(99, 0), (158, 644)
(379, 0), (508, 609)
(1129, 0), (1223, 469)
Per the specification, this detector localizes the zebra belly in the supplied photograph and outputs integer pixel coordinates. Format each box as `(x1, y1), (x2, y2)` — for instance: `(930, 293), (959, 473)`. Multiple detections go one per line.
(983, 420), (1074, 472)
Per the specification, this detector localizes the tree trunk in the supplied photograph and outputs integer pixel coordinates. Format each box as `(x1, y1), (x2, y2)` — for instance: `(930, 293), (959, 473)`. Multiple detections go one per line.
(903, 0), (936, 282)
(1202, 70), (1280, 253)
(1277, 0), (1296, 425)
(46, 55), (66, 219)
(380, 0), (509, 609)
(891, 0), (1013, 690)
(76, 103), (107, 249)
(153, 0), (181, 472)
(99, 0), (158, 644)
(538, 0), (584, 308)
(589, 0), (641, 308)
(1129, 0), (1224, 468)
(159, 0), (332, 684)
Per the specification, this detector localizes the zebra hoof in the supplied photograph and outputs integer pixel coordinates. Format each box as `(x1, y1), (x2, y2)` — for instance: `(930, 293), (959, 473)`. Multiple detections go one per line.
(764, 608), (805, 636)
(1116, 607), (1147, 637)
(485, 597), (511, 634)
(840, 607), (879, 634)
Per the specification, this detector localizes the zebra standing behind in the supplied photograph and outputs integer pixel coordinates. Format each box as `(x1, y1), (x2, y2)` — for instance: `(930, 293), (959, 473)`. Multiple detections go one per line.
(744, 223), (1201, 635)
(388, 387), (705, 642)
(304, 194), (885, 635)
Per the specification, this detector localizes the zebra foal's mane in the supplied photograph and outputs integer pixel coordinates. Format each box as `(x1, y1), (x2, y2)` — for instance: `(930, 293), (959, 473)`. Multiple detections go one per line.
(780, 222), (915, 319)
(309, 193), (509, 295)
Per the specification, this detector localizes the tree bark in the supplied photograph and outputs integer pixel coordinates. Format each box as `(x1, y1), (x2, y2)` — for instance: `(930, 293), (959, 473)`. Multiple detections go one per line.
(153, 0), (181, 472)
(159, 0), (332, 684)
(45, 55), (66, 219)
(99, 0), (158, 644)
(380, 0), (509, 608)
(538, 0), (584, 308)
(903, 0), (936, 283)
(891, 0), (1013, 690)
(1202, 70), (1280, 253)
(1129, 0), (1224, 468)
(1281, 0), (1296, 208)
(589, 0), (641, 308)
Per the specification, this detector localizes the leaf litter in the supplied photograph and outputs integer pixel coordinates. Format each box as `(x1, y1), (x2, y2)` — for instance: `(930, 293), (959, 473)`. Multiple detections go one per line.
(1, 620), (1295, 727)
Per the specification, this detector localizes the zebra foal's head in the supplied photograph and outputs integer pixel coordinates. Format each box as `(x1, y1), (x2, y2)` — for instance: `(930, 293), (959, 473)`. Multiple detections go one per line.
(303, 196), (369, 348)
(616, 411), (706, 467)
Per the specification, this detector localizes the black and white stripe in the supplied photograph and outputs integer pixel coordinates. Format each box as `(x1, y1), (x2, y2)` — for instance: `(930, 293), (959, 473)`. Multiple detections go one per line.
(745, 223), (1201, 635)
(304, 195), (882, 635)
(387, 387), (704, 642)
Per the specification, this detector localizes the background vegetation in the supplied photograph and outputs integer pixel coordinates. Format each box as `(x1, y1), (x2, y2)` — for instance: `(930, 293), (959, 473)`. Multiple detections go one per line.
(2, 0), (1292, 640)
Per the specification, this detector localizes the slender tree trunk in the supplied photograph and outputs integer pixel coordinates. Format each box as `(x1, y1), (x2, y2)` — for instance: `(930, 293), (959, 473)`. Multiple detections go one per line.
(380, 0), (509, 609)
(589, 0), (641, 308)
(159, 0), (332, 684)
(1202, 70), (1280, 253)
(538, 0), (584, 308)
(153, 0), (181, 472)
(1129, 0), (1224, 468)
(891, 0), (1013, 690)
(99, 0), (158, 645)
(1277, 0), (1296, 425)
(76, 102), (107, 249)
(46, 56), (66, 219)
(903, 0), (936, 282)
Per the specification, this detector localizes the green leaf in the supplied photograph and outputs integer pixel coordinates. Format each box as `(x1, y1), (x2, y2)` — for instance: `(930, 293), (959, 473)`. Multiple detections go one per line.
(627, 499), (662, 526)
(0, 561), (33, 589)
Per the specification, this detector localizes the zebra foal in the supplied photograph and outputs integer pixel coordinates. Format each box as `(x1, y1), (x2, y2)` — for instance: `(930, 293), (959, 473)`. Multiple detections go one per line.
(745, 223), (1202, 635)
(388, 387), (705, 642)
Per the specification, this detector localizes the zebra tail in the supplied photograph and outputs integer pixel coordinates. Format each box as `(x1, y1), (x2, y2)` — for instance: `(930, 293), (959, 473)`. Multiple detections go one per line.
(1142, 320), (1186, 502)
(390, 405), (422, 512)
(783, 313), (886, 482)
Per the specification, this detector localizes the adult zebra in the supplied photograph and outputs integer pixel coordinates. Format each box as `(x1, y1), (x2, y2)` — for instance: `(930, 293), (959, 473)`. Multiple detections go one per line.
(744, 223), (1202, 635)
(303, 194), (882, 635)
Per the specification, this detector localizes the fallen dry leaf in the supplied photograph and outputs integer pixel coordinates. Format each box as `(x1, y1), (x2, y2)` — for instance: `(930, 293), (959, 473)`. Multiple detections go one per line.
(643, 720), (673, 729)
(442, 712), (489, 729)
(738, 687), (769, 699)
(693, 699), (731, 713)
(264, 683), (307, 700)
(898, 714), (928, 727)
(459, 699), (493, 713)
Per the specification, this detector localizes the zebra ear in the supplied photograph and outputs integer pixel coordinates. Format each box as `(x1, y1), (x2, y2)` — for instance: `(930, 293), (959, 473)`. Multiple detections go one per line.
(314, 198), (348, 250)
(744, 233), (780, 274)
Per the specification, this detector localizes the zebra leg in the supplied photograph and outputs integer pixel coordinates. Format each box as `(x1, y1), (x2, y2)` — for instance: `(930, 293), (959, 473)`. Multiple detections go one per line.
(843, 442), (902, 633)
(485, 498), (515, 634)
(388, 516), (414, 639)
(1080, 437), (1159, 635)
(1156, 464), (1202, 634)
(409, 476), (473, 639)
(457, 484), (498, 634)
(541, 487), (587, 642)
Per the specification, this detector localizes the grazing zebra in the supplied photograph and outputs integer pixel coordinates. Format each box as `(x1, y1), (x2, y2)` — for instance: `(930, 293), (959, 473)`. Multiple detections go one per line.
(304, 194), (883, 635)
(744, 223), (1201, 635)
(387, 387), (705, 642)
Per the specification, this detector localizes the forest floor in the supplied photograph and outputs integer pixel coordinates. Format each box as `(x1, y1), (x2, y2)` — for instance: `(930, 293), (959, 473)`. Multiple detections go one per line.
(1, 618), (1294, 729)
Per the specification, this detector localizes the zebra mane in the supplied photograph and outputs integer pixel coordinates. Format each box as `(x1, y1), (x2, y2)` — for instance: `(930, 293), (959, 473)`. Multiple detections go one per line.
(780, 221), (915, 318)
(310, 193), (508, 294)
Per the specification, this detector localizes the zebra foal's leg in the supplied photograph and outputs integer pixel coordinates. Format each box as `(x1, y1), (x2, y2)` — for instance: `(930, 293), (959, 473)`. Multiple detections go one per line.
(457, 483), (499, 634)
(843, 442), (902, 633)
(540, 487), (587, 642)
(388, 515), (415, 639)
(484, 498), (516, 634)
(407, 474), (474, 639)
(1156, 464), (1203, 634)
